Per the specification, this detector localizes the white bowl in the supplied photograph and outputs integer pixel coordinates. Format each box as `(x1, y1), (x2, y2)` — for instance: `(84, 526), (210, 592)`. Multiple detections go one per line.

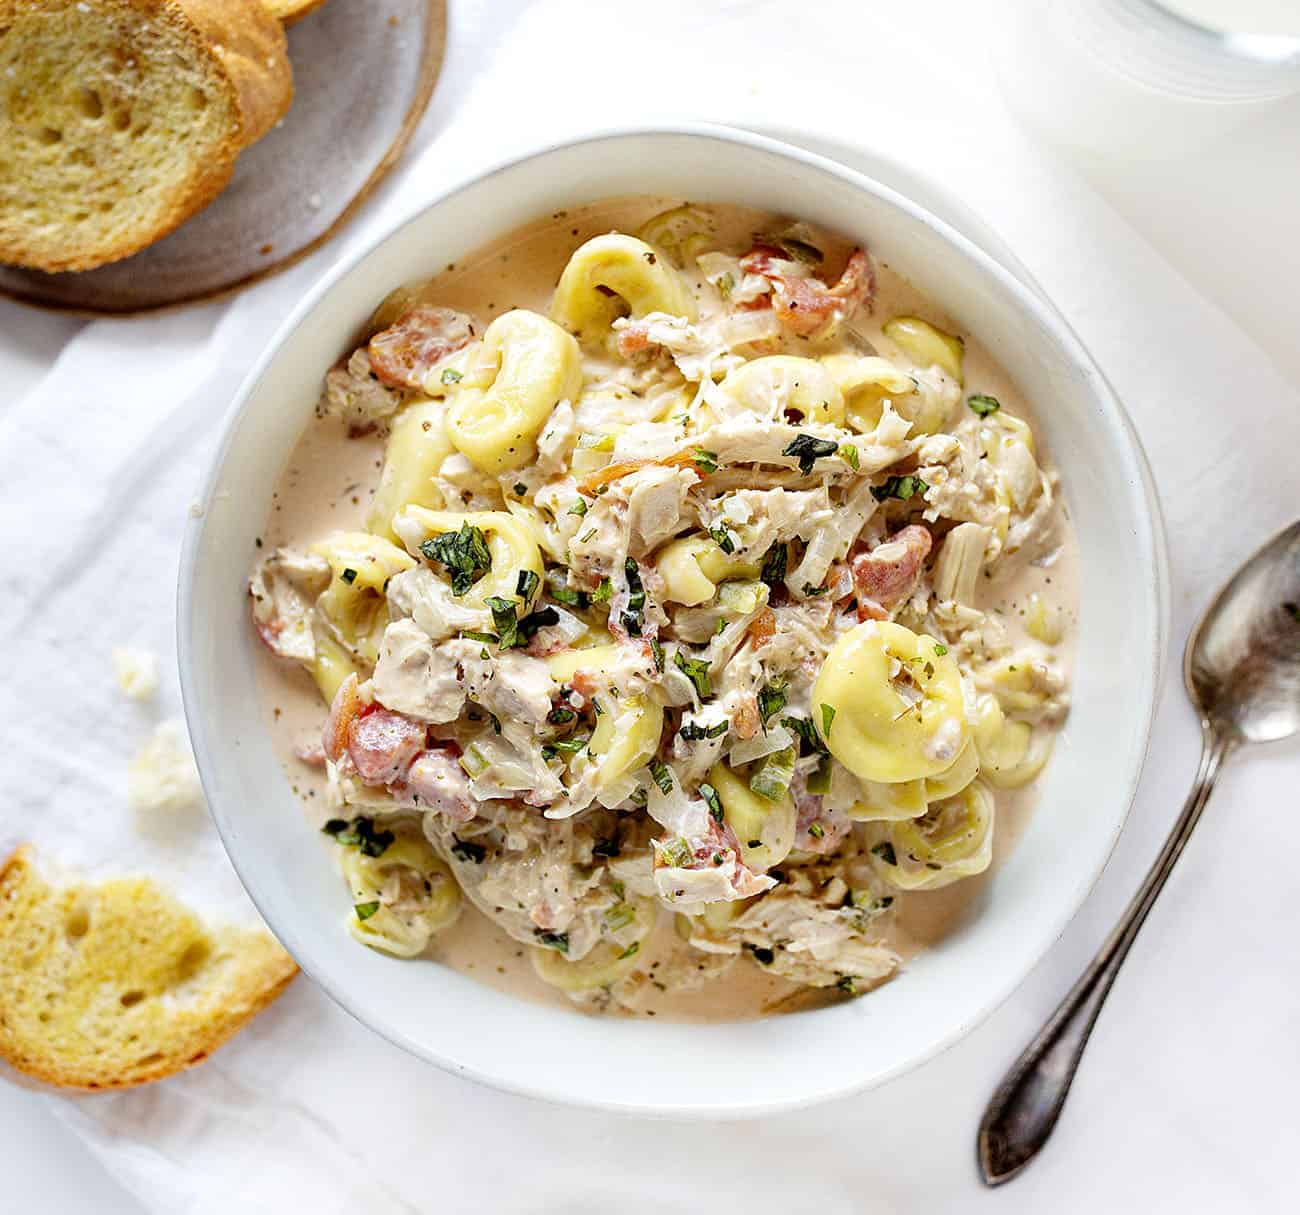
(180, 124), (1167, 1118)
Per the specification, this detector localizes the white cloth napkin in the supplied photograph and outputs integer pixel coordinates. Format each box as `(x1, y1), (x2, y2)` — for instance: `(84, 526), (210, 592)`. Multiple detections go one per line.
(2, 2), (1298, 1212)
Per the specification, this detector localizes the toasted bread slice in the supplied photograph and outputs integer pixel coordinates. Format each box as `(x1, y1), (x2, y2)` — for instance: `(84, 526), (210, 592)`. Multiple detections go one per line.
(0, 846), (297, 1090)
(262, 0), (329, 24)
(0, 0), (294, 272)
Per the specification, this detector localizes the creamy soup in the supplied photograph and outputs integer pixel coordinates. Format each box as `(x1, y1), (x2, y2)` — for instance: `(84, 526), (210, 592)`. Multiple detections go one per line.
(252, 198), (1078, 1020)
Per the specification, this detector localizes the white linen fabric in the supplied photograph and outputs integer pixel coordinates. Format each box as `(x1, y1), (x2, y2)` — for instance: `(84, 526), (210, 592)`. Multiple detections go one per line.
(1, 2), (1297, 1212)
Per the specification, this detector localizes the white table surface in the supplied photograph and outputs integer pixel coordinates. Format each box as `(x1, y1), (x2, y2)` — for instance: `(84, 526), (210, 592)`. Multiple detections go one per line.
(2, 1), (1298, 1211)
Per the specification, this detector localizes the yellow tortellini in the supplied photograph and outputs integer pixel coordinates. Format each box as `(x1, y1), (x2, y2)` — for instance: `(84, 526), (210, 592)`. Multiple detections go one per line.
(707, 761), (796, 873)
(718, 356), (846, 427)
(925, 739), (980, 801)
(395, 505), (543, 611)
(636, 204), (714, 266)
(445, 310), (581, 474)
(882, 316), (965, 384)
(310, 632), (359, 704)
(654, 537), (762, 606)
(973, 694), (1055, 789)
(868, 781), (994, 891)
(813, 621), (970, 784)
(530, 895), (657, 992)
(543, 641), (622, 686)
(820, 353), (914, 433)
(847, 776), (928, 823)
(550, 234), (695, 344)
(366, 399), (454, 542)
(587, 695), (665, 792)
(309, 531), (416, 666)
(342, 831), (462, 957)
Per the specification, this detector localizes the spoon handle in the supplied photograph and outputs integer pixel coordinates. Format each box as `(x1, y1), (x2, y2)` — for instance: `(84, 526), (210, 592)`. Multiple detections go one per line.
(976, 728), (1233, 1185)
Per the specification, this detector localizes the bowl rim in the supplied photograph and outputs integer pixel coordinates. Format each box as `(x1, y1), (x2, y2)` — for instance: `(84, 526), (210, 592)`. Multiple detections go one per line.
(179, 121), (1169, 1118)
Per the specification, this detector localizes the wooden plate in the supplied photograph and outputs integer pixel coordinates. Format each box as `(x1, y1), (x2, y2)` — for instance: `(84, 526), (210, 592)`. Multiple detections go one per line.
(0, 0), (446, 314)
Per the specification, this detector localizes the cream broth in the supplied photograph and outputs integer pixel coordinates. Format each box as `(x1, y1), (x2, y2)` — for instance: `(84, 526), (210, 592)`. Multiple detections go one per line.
(255, 197), (1079, 1020)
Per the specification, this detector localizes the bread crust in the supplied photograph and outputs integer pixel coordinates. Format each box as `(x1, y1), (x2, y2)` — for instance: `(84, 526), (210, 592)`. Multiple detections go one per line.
(264, 0), (330, 26)
(0, 844), (299, 1091)
(0, 0), (294, 272)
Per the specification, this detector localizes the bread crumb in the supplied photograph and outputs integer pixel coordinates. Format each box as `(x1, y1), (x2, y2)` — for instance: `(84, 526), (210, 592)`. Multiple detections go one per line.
(128, 721), (204, 815)
(112, 647), (159, 701)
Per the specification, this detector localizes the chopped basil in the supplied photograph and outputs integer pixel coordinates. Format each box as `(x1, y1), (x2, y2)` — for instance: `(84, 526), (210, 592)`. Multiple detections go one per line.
(968, 393), (1001, 417)
(323, 816), (394, 858)
(836, 974), (857, 995)
(420, 522), (492, 595)
(649, 759), (675, 795)
(839, 443), (860, 471)
(820, 703), (837, 736)
(808, 821), (826, 839)
(693, 448), (719, 474)
(461, 629), (498, 645)
(749, 746), (795, 802)
(650, 638), (665, 673)
(542, 735), (588, 761)
(674, 650), (712, 699)
(757, 679), (788, 728)
(708, 525), (737, 555)
(680, 719), (728, 741)
(340, 567), (358, 585)
(534, 930), (569, 953)
(568, 497), (589, 516)
(516, 569), (540, 602)
(441, 367), (463, 385)
(592, 578), (613, 604)
(782, 715), (828, 757)
(618, 941), (641, 960)
(871, 841), (897, 866)
(782, 433), (840, 475)
(353, 901), (381, 921)
(870, 474), (929, 503)
(760, 542), (788, 586)
(485, 595), (520, 647)
(657, 836), (693, 869)
(807, 754), (833, 794)
(547, 706), (576, 725)
(451, 837), (488, 864)
(802, 582), (829, 597)
(699, 782), (724, 823)
(516, 606), (559, 641)
(934, 643), (949, 656)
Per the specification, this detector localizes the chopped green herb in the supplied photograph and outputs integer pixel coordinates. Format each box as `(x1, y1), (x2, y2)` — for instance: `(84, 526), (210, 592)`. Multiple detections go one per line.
(618, 941), (641, 960)
(782, 433), (840, 475)
(650, 638), (665, 673)
(708, 525), (737, 555)
(674, 651), (712, 699)
(461, 629), (498, 646)
(421, 522), (492, 595)
(871, 841), (897, 866)
(322, 819), (349, 835)
(657, 837), (693, 869)
(323, 816), (394, 857)
(761, 542), (788, 587)
(550, 584), (588, 609)
(802, 582), (829, 597)
(451, 837), (487, 864)
(441, 367), (463, 385)
(568, 497), (589, 516)
(680, 719), (729, 742)
(968, 393), (1001, 417)
(592, 578), (613, 604)
(649, 759), (675, 796)
(934, 643), (949, 656)
(782, 715), (828, 757)
(485, 595), (520, 648)
(757, 679), (788, 728)
(340, 567), (358, 585)
(808, 821), (826, 839)
(353, 901), (381, 921)
(547, 706), (577, 725)
(535, 931), (569, 953)
(870, 474), (930, 503)
(820, 703), (837, 736)
(716, 272), (735, 298)
(839, 443), (860, 470)
(836, 974), (857, 995)
(579, 527), (598, 543)
(749, 746), (796, 802)
(541, 735), (588, 761)
(693, 448), (719, 474)
(700, 782), (723, 823)
(516, 569), (540, 602)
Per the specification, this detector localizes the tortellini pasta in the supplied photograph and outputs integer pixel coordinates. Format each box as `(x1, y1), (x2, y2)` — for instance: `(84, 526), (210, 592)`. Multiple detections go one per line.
(846, 776), (928, 823)
(707, 761), (796, 873)
(445, 309), (582, 474)
(814, 621), (970, 784)
(654, 537), (763, 606)
(550, 233), (695, 344)
(342, 831), (462, 957)
(586, 695), (665, 792)
(366, 399), (455, 541)
(718, 356), (846, 427)
(882, 315), (965, 384)
(636, 204), (714, 266)
(868, 781), (994, 891)
(395, 505), (544, 612)
(309, 531), (416, 665)
(820, 353), (914, 433)
(530, 895), (657, 992)
(973, 694), (1055, 789)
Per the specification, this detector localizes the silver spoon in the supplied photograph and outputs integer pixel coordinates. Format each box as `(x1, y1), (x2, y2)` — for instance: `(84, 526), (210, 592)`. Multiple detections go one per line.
(977, 520), (1300, 1186)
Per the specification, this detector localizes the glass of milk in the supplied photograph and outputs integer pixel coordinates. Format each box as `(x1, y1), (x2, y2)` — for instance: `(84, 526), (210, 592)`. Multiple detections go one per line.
(996, 0), (1300, 162)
